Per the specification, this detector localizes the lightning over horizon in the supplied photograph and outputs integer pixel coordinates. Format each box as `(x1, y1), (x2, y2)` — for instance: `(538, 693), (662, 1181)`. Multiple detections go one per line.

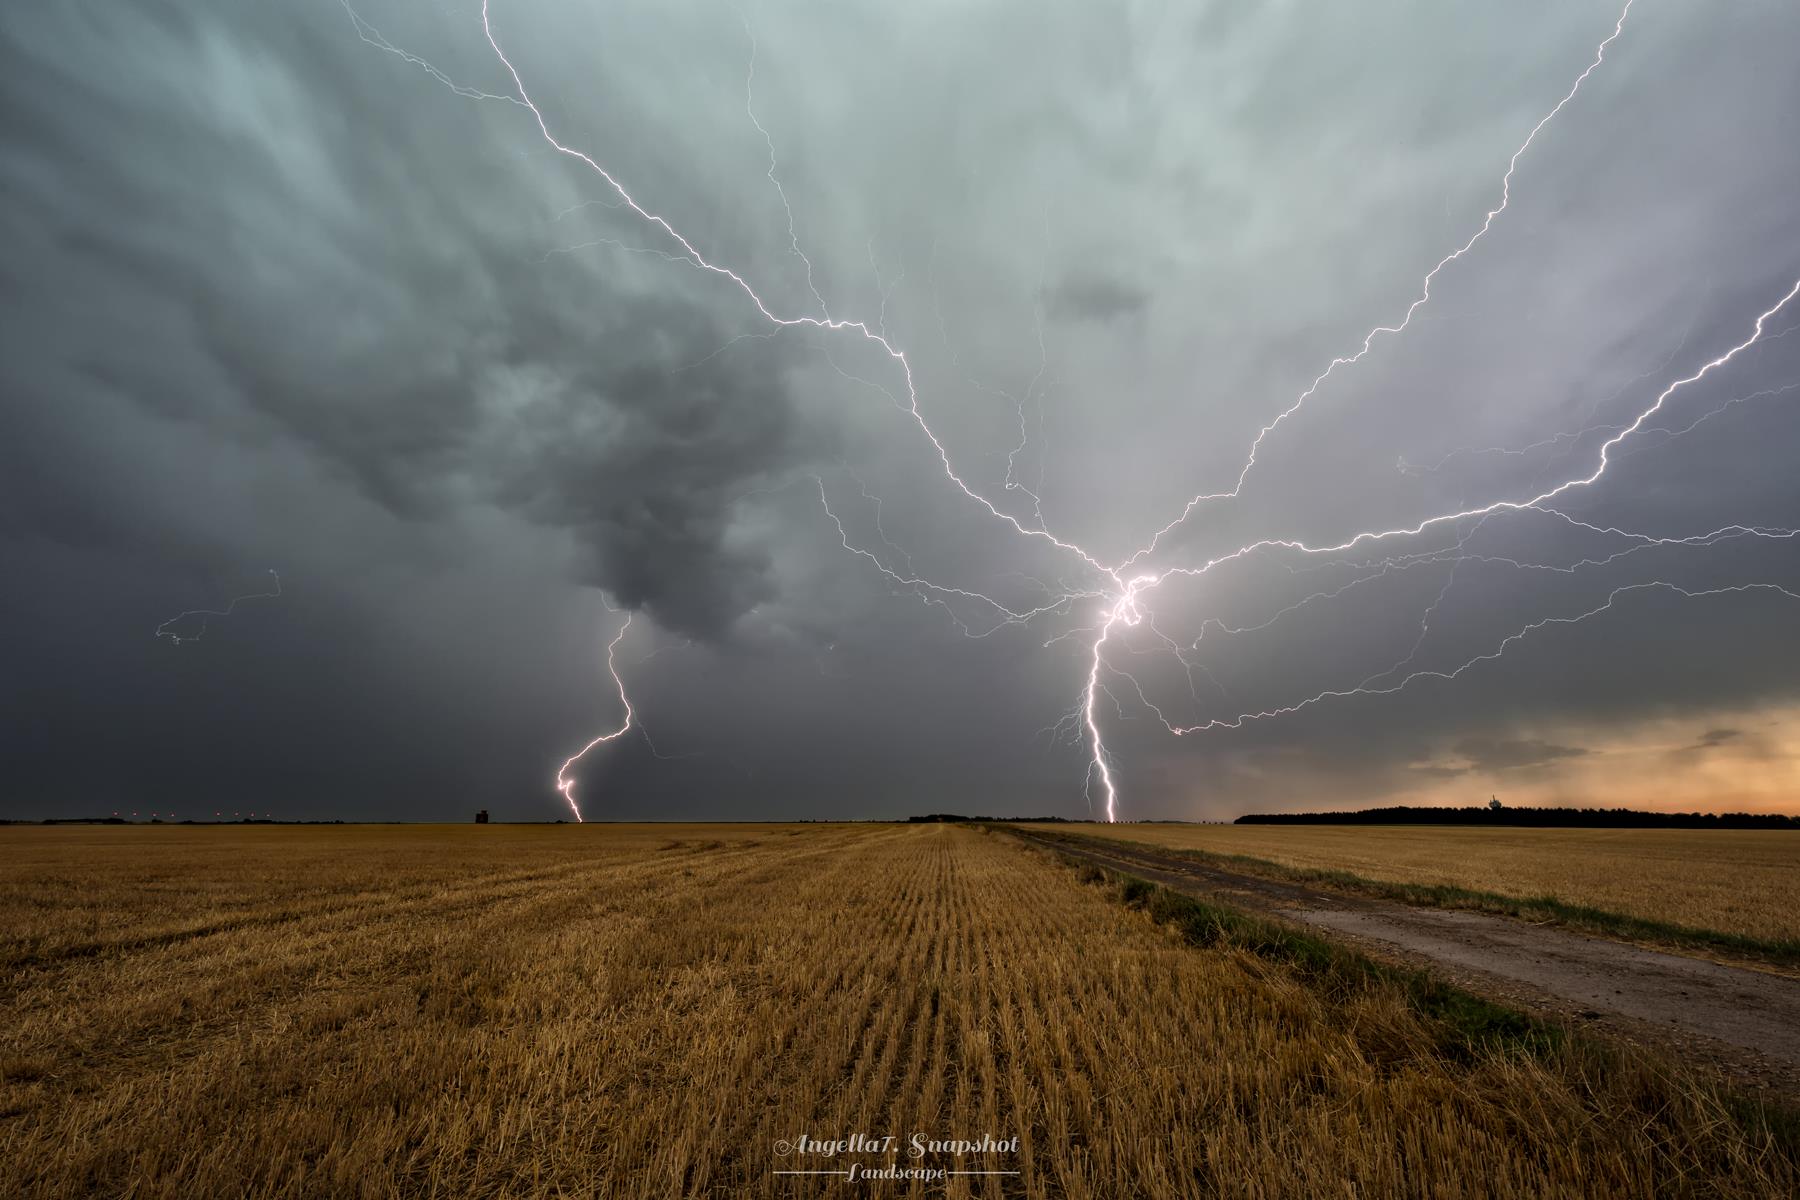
(336, 0), (1800, 822)
(555, 608), (634, 822)
(10, 0), (1796, 822)
(15, 2), (1800, 1176)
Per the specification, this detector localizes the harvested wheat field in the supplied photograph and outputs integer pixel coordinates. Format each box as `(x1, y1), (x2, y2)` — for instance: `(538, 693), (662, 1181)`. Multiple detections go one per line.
(1047, 822), (1800, 944)
(2, 822), (1795, 1198)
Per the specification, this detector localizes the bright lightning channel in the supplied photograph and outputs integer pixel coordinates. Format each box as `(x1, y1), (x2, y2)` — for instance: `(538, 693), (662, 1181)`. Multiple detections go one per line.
(555, 610), (634, 823)
(356, 0), (1794, 823)
(1124, 0), (1639, 570)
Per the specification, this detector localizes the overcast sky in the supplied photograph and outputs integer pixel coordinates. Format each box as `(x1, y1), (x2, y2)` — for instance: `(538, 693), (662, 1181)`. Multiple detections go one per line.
(4, 1), (1798, 822)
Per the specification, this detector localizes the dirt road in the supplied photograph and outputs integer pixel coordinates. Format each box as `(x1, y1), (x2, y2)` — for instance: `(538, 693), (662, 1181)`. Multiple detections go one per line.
(1009, 827), (1800, 1094)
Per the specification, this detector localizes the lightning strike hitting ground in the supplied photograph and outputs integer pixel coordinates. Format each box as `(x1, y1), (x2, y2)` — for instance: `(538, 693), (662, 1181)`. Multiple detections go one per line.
(554, 610), (634, 823)
(155, 570), (282, 646)
(353, 1), (1796, 822)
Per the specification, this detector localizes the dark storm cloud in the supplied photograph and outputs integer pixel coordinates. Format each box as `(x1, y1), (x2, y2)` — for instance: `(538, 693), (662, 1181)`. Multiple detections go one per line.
(1, 4), (815, 641)
(4, 1), (1800, 820)
(1691, 728), (1743, 752)
(1665, 725), (1784, 768)
(200, 284), (810, 636)
(1045, 274), (1149, 323)
(1451, 737), (1590, 773)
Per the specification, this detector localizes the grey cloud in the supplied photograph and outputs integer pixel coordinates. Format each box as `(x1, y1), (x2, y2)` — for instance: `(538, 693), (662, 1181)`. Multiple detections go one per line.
(1451, 737), (1590, 773)
(2, 4), (817, 641)
(4, 1), (1800, 820)
(1407, 763), (1473, 780)
(1045, 274), (1149, 323)
(1669, 725), (1782, 764)
(1402, 736), (1589, 780)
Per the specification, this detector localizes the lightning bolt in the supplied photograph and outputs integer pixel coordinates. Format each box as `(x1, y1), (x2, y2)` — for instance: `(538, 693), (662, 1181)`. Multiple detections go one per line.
(1396, 314), (1700, 476)
(743, 17), (831, 320)
(1156, 583), (1800, 735)
(352, 0), (1795, 823)
(1398, 320), (1797, 476)
(816, 475), (1094, 639)
(1144, 276), (1800, 580)
(472, 1), (1113, 577)
(155, 570), (282, 645)
(554, 609), (634, 822)
(1127, 0), (1637, 568)
(339, 0), (525, 107)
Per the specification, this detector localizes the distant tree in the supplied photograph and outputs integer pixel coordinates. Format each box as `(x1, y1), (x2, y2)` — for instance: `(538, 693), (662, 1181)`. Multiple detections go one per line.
(1237, 804), (1799, 829)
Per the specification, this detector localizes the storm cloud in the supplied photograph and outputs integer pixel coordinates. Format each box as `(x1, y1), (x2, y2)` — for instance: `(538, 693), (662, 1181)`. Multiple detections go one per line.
(4, 1), (1798, 820)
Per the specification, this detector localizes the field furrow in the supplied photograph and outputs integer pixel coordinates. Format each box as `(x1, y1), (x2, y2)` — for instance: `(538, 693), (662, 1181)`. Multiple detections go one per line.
(1, 823), (1794, 1198)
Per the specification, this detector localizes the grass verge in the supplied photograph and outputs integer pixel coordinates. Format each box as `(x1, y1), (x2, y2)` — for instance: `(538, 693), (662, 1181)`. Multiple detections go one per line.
(1042, 842), (1800, 1168)
(1072, 830), (1800, 968)
(1064, 854), (1556, 1061)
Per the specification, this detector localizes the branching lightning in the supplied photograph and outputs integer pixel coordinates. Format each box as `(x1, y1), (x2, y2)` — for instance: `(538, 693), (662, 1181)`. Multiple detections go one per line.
(744, 17), (831, 320)
(352, 1), (1799, 822)
(554, 609), (634, 822)
(156, 570), (282, 646)
(1125, 0), (1639, 570)
(1156, 583), (1800, 735)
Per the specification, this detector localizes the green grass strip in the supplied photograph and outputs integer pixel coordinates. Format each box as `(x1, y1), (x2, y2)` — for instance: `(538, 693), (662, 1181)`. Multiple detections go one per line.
(1072, 831), (1800, 968)
(1035, 841), (1800, 1165)
(1068, 857), (1556, 1061)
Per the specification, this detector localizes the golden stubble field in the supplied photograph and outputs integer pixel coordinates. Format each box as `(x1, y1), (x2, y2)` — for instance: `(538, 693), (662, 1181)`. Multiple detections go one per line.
(1, 822), (1794, 1198)
(1044, 823), (1800, 942)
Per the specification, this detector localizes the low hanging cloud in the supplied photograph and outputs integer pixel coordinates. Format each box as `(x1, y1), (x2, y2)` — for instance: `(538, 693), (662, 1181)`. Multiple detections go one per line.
(3, 4), (825, 641)
(1688, 727), (1742, 752)
(1408, 736), (1590, 779)
(1045, 273), (1151, 323)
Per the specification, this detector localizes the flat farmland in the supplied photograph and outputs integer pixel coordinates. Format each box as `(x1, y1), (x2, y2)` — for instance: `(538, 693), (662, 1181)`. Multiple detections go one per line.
(1039, 823), (1800, 944)
(2, 823), (1795, 1198)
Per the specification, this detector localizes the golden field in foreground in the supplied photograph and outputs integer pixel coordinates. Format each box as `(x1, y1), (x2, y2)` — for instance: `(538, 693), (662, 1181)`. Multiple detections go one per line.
(1, 823), (1793, 1198)
(1041, 822), (1800, 943)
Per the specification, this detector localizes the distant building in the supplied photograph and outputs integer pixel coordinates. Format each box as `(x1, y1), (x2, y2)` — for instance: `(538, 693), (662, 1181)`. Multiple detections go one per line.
(475, 810), (489, 824)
